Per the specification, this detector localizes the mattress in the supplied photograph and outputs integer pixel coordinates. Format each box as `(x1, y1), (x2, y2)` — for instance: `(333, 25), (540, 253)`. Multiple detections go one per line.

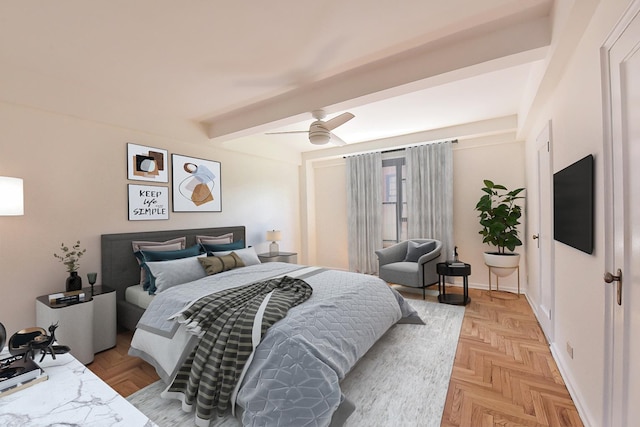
(125, 284), (155, 310)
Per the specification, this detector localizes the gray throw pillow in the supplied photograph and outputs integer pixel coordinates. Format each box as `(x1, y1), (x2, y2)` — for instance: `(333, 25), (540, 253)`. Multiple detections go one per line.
(404, 240), (436, 262)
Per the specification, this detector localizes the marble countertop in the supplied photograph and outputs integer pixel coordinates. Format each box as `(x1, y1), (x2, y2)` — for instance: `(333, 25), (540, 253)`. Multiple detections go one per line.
(0, 349), (157, 426)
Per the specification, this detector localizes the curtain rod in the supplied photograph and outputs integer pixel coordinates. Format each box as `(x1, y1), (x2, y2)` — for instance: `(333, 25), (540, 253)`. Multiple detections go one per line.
(343, 139), (458, 158)
(382, 139), (458, 154)
(342, 139), (458, 159)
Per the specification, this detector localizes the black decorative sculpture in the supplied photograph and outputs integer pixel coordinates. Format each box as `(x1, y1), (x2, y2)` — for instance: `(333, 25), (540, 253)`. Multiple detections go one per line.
(8, 323), (70, 362)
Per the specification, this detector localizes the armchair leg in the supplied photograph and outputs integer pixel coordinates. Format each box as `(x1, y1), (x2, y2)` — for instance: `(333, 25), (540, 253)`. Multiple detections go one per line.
(422, 262), (427, 299)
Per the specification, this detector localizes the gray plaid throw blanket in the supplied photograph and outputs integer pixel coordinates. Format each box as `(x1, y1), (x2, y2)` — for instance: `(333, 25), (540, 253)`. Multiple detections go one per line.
(165, 275), (313, 422)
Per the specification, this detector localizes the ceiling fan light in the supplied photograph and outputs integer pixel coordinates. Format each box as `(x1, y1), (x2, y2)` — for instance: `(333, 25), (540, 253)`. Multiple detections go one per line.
(309, 128), (330, 145)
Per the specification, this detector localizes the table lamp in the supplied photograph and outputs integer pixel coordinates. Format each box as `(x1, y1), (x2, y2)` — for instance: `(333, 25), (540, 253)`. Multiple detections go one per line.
(266, 230), (281, 255)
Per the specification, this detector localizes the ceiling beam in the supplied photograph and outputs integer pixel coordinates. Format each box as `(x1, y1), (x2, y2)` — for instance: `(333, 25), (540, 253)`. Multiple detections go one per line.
(203, 14), (550, 141)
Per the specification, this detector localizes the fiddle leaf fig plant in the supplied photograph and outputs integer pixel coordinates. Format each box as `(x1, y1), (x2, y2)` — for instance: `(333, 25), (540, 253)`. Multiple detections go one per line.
(475, 180), (525, 254)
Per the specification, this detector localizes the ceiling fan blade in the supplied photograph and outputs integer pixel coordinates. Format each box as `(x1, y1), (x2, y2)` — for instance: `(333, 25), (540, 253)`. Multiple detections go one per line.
(324, 112), (354, 131)
(330, 132), (347, 146)
(265, 130), (307, 135)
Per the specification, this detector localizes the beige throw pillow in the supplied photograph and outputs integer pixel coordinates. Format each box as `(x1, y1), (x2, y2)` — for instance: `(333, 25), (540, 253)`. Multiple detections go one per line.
(198, 252), (245, 276)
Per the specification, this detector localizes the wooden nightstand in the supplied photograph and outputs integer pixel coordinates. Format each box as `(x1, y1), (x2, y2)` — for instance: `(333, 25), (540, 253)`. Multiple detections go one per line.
(258, 252), (298, 263)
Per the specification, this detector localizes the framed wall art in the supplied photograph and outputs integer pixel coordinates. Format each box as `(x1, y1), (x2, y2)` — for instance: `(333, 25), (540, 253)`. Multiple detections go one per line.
(127, 143), (168, 182)
(128, 184), (169, 220)
(171, 154), (221, 212)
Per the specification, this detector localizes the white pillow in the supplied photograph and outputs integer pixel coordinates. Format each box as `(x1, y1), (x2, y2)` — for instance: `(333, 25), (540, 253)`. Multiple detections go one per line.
(145, 255), (206, 293)
(212, 247), (261, 266)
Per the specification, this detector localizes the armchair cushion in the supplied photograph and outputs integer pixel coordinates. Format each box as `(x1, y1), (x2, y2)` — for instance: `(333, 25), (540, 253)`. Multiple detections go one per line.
(404, 240), (436, 262)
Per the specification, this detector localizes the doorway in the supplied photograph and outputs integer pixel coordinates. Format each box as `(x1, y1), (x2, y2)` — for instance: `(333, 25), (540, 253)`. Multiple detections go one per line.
(535, 122), (554, 341)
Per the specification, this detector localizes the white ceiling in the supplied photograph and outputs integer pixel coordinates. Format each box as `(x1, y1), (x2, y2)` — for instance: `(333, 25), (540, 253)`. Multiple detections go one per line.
(0, 0), (564, 161)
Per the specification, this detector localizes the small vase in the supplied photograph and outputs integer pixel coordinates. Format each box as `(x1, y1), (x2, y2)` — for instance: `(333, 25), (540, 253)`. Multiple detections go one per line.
(66, 271), (82, 292)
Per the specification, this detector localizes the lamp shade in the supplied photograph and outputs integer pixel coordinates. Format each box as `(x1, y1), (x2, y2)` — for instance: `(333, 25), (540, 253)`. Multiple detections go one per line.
(0, 177), (24, 216)
(266, 230), (281, 242)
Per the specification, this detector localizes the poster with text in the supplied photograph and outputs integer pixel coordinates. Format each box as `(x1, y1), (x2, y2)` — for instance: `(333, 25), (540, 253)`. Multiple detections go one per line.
(128, 184), (169, 220)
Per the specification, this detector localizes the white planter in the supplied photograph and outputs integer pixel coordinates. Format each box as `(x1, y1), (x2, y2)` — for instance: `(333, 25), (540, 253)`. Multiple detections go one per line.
(483, 252), (520, 277)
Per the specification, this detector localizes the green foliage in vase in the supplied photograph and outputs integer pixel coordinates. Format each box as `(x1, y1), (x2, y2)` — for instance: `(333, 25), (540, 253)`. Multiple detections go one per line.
(475, 180), (525, 253)
(53, 241), (86, 272)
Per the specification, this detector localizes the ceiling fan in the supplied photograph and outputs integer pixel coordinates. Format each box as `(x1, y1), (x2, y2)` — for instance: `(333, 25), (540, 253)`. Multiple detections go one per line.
(266, 109), (355, 146)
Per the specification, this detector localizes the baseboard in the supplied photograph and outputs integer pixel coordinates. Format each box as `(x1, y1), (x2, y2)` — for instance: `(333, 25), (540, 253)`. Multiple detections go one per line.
(549, 343), (597, 427)
(523, 293), (554, 344)
(467, 281), (522, 294)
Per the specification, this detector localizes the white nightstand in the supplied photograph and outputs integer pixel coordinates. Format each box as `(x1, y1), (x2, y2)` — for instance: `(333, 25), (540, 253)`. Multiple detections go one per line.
(35, 285), (116, 365)
(87, 285), (117, 353)
(258, 251), (298, 263)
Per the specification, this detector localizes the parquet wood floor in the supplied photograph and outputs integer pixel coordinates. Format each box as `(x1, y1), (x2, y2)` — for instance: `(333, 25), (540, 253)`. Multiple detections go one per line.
(437, 288), (583, 427)
(88, 329), (159, 397)
(87, 288), (583, 426)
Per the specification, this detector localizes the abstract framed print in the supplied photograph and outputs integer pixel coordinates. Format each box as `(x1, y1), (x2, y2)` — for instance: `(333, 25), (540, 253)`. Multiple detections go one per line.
(172, 154), (221, 212)
(127, 143), (168, 182)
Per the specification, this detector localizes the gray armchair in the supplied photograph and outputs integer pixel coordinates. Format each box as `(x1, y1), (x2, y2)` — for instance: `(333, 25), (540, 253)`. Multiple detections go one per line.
(375, 239), (442, 299)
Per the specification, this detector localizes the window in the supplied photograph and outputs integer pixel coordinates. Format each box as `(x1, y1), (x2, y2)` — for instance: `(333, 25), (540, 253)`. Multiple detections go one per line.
(382, 157), (407, 247)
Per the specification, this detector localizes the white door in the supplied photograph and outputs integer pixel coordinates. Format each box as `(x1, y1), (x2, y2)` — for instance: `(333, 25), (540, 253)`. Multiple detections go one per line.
(535, 122), (554, 340)
(603, 3), (640, 425)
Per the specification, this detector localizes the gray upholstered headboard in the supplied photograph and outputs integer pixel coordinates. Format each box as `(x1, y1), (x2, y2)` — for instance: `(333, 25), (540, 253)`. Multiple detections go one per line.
(101, 225), (246, 330)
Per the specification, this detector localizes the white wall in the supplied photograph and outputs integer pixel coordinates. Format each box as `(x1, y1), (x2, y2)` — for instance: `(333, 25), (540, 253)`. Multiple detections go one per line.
(313, 159), (349, 269)
(522, 0), (634, 424)
(310, 132), (527, 290)
(0, 101), (300, 337)
(453, 134), (526, 290)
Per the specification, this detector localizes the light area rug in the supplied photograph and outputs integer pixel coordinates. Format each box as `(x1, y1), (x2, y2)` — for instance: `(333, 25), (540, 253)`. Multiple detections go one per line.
(126, 298), (464, 427)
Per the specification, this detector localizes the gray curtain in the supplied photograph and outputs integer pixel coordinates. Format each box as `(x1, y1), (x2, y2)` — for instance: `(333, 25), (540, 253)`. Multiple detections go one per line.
(405, 141), (454, 261)
(346, 152), (382, 274)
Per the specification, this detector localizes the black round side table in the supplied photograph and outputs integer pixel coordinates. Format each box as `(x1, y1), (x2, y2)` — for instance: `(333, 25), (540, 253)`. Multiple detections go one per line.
(437, 262), (471, 305)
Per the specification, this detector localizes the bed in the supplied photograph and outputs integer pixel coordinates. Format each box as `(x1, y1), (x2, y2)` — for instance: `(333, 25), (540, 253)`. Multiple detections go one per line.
(101, 226), (421, 427)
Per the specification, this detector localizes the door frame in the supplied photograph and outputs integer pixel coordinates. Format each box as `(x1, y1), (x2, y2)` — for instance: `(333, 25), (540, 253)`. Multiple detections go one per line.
(600, 1), (640, 424)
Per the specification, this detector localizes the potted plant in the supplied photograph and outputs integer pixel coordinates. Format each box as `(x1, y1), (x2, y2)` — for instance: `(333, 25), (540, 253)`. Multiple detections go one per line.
(475, 180), (525, 276)
(54, 241), (86, 291)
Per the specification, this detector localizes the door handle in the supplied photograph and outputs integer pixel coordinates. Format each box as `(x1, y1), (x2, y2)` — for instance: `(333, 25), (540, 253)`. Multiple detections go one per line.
(532, 234), (539, 239)
(604, 269), (622, 305)
(532, 234), (539, 248)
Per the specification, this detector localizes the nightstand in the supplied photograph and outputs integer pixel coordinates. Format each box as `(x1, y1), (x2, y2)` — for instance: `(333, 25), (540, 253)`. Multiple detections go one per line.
(84, 285), (117, 353)
(258, 252), (298, 263)
(35, 295), (95, 364)
(35, 285), (116, 365)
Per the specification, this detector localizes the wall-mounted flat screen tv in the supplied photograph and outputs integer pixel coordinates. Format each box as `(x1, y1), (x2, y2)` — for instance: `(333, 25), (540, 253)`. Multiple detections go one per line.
(553, 154), (594, 254)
